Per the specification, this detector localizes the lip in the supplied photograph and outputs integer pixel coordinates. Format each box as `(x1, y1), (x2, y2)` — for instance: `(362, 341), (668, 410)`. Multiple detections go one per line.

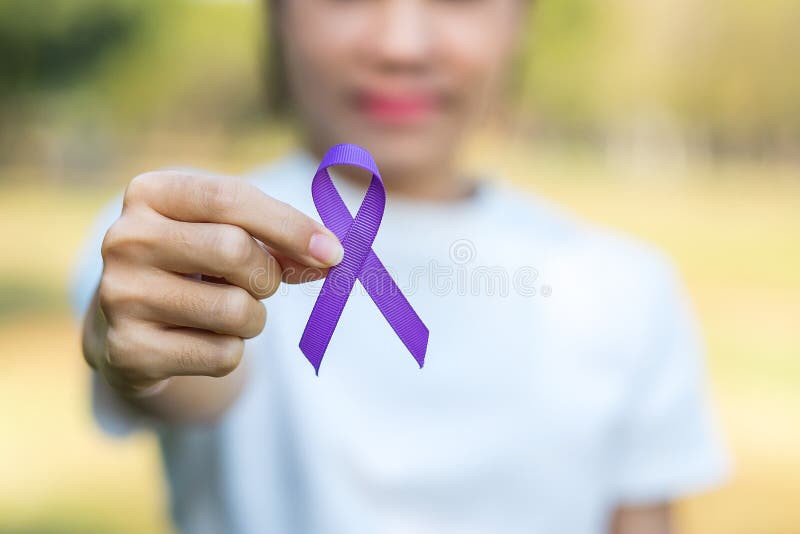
(354, 90), (440, 126)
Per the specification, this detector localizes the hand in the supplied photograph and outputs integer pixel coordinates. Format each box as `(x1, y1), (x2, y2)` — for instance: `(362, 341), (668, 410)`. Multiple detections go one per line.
(88, 170), (343, 396)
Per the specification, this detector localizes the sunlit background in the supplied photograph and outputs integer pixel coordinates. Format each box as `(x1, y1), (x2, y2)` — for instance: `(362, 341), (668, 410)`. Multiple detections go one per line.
(1, 0), (798, 532)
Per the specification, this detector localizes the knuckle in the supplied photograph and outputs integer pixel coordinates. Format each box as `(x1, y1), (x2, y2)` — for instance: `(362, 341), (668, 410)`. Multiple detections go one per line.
(124, 172), (160, 207)
(105, 325), (165, 384)
(175, 342), (203, 373)
(262, 277), (280, 299)
(220, 289), (254, 334)
(166, 224), (193, 254)
(104, 326), (138, 375)
(200, 177), (241, 214)
(253, 302), (268, 334)
(213, 226), (253, 269)
(167, 287), (205, 317)
(248, 257), (281, 299)
(100, 220), (128, 261)
(259, 268), (281, 299)
(101, 216), (153, 262)
(212, 337), (244, 377)
(97, 270), (137, 314)
(241, 301), (267, 339)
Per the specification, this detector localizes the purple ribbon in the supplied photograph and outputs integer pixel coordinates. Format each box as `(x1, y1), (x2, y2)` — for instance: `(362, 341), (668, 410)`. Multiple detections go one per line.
(299, 144), (429, 374)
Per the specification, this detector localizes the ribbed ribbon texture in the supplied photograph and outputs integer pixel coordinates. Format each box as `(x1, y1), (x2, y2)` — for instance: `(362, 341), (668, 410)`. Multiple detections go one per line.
(299, 143), (429, 374)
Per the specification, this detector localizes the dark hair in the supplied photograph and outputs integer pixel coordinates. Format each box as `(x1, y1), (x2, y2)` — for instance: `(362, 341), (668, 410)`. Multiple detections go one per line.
(263, 0), (292, 118)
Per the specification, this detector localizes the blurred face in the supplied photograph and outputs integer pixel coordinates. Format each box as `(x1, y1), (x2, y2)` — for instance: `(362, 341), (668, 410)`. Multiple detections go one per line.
(276, 0), (523, 184)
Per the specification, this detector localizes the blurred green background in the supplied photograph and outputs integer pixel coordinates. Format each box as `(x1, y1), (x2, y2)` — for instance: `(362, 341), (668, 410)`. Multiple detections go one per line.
(0, 0), (798, 532)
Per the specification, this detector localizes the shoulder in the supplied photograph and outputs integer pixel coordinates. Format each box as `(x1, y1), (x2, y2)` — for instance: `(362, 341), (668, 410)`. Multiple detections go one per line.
(498, 183), (690, 359)
(561, 221), (679, 294)
(553, 222), (686, 348)
(490, 179), (678, 286)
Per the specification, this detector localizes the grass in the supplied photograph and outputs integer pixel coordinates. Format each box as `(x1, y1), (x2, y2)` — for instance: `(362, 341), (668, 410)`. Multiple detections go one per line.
(0, 141), (798, 533)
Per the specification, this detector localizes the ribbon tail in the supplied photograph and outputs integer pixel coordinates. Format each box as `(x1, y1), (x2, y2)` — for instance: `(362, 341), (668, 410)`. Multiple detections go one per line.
(299, 274), (353, 374)
(359, 252), (429, 368)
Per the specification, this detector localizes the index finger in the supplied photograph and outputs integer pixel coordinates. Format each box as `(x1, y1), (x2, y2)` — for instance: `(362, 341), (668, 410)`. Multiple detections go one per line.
(127, 170), (344, 268)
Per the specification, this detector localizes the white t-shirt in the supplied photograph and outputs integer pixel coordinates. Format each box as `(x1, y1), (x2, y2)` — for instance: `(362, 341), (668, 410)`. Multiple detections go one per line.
(70, 150), (729, 534)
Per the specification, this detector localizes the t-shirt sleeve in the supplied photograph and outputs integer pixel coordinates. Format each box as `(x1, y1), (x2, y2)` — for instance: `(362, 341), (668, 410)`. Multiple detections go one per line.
(69, 192), (162, 437)
(610, 258), (731, 504)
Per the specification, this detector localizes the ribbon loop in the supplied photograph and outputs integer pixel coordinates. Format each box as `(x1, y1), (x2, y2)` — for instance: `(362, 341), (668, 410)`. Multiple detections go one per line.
(299, 144), (429, 374)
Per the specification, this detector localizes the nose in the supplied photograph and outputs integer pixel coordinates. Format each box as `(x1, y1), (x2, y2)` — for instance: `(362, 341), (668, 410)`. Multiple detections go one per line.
(371, 0), (433, 72)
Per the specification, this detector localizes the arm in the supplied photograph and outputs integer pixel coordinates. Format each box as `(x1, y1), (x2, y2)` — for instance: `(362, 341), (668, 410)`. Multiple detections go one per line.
(610, 503), (672, 534)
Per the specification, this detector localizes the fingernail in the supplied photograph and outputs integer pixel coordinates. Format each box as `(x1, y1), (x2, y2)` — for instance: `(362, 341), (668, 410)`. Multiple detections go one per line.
(308, 232), (344, 265)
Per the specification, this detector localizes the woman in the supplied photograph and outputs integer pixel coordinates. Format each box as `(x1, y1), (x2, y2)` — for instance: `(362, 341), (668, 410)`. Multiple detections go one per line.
(72, 0), (728, 532)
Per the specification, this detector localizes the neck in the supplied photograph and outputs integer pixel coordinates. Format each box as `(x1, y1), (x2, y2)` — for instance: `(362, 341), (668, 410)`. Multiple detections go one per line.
(306, 142), (476, 202)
